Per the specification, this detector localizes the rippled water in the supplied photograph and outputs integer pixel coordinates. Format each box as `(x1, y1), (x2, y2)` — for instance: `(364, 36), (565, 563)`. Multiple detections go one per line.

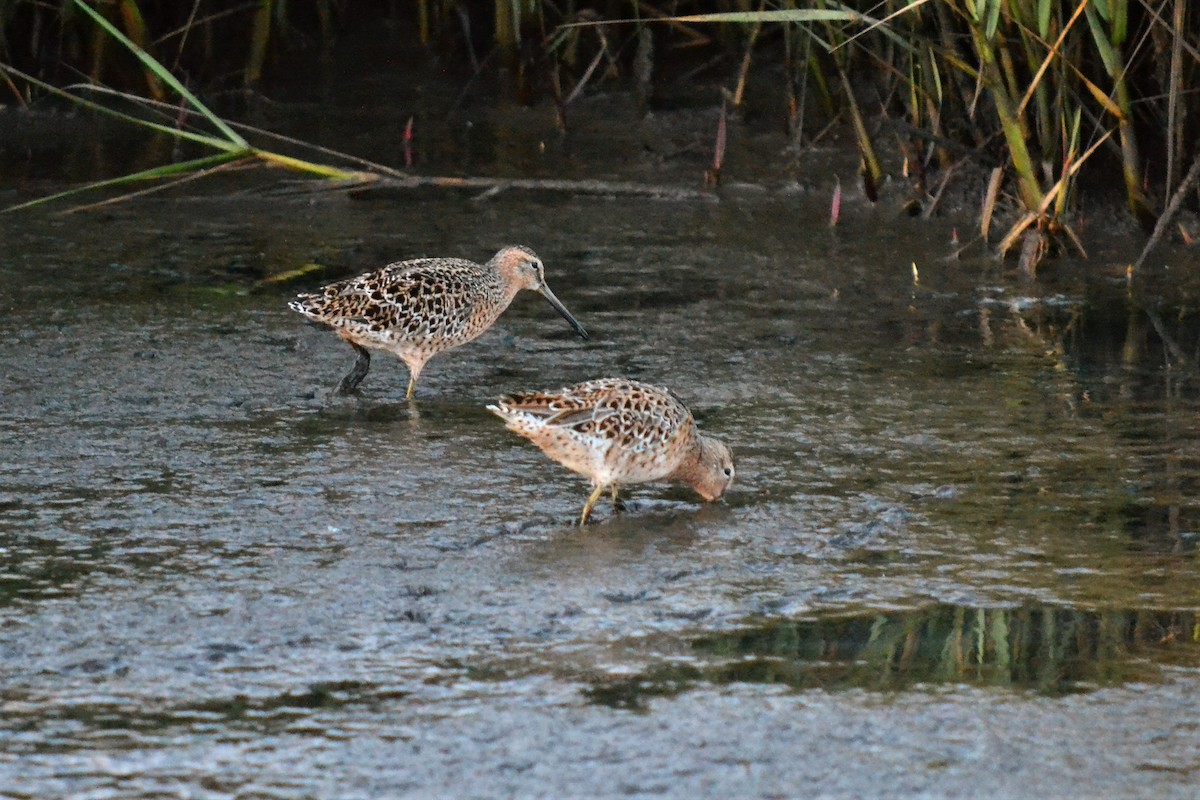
(2, 34), (1199, 800)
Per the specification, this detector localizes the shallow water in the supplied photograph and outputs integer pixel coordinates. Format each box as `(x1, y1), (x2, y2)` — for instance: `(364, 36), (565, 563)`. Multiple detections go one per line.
(2, 35), (1200, 799)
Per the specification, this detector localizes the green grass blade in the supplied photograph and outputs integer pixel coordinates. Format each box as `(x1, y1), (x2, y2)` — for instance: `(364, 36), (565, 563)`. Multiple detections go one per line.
(0, 64), (241, 152)
(251, 149), (371, 181)
(826, 0), (923, 55)
(1036, 0), (1052, 38)
(1084, 4), (1120, 77)
(2, 152), (244, 212)
(797, 25), (836, 55)
(72, 0), (248, 147)
(1111, 0), (1128, 45)
(670, 10), (864, 24)
(560, 4), (920, 57)
(64, 82), (405, 178)
(984, 0), (1001, 40)
(561, 9), (864, 28)
(928, 50), (943, 106)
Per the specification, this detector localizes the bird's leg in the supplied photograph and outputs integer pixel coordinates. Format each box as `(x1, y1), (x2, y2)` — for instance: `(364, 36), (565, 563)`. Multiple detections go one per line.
(403, 358), (425, 401)
(610, 485), (626, 512)
(337, 343), (371, 394)
(580, 483), (607, 526)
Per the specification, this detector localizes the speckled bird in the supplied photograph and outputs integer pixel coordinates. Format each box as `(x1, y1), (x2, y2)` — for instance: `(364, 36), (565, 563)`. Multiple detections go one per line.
(488, 378), (735, 524)
(289, 245), (589, 399)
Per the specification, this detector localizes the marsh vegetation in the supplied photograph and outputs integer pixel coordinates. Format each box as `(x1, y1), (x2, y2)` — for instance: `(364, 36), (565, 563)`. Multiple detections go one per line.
(2, 1), (1198, 271)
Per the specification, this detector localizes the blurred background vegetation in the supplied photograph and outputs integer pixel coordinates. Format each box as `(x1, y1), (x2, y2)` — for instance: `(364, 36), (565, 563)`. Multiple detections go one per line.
(2, 1), (1198, 265)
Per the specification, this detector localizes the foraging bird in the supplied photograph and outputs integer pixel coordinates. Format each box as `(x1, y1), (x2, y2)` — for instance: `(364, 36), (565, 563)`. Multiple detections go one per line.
(289, 245), (588, 399)
(488, 378), (735, 524)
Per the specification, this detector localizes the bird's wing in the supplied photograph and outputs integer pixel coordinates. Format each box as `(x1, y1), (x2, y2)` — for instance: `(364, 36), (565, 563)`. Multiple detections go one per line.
(496, 380), (688, 453)
(298, 260), (487, 337)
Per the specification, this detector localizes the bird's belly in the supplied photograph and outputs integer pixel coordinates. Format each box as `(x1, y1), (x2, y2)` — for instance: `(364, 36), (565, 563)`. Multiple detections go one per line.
(534, 431), (678, 487)
(342, 318), (486, 357)
(603, 448), (678, 485)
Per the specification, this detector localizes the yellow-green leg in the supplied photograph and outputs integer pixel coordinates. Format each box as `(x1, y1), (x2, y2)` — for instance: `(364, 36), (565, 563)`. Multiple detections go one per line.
(580, 483), (607, 526)
(403, 357), (425, 401)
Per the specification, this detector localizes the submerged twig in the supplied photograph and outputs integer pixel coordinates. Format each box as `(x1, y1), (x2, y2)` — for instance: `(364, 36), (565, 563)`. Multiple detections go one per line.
(790, 29), (811, 152)
(350, 175), (716, 202)
(564, 40), (608, 105)
(877, 117), (987, 162)
(922, 159), (961, 219)
(1131, 151), (1200, 272)
(1, 67), (26, 108)
(1142, 306), (1189, 366)
(456, 4), (480, 73)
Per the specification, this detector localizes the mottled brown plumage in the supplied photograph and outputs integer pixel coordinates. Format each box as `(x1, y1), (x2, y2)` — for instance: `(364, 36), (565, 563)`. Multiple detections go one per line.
(290, 245), (588, 398)
(488, 378), (735, 524)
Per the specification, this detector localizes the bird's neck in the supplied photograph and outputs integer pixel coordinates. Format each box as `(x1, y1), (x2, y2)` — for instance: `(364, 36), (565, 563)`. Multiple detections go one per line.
(667, 429), (706, 489)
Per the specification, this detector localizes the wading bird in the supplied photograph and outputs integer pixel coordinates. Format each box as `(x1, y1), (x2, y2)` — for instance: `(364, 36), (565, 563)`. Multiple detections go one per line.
(489, 378), (734, 524)
(290, 245), (588, 399)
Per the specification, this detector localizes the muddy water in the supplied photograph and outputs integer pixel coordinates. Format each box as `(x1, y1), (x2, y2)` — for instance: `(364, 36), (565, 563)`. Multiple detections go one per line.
(1, 186), (1196, 798)
(3, 59), (1200, 800)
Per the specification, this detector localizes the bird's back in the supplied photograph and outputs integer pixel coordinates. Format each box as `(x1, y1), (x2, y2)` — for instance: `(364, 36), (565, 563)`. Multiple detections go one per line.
(489, 378), (696, 484)
(290, 258), (505, 350)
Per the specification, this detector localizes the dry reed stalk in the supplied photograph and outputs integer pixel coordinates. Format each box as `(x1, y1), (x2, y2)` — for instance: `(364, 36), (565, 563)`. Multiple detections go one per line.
(706, 99), (727, 187)
(731, 10), (763, 111)
(980, 166), (1003, 242)
(245, 0), (271, 86)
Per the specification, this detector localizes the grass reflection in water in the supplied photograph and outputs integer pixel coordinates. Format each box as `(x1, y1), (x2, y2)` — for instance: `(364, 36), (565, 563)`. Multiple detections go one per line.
(586, 604), (1200, 710)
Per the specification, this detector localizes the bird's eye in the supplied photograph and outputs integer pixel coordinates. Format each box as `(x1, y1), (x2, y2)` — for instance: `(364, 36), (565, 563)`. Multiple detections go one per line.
(723, 467), (733, 477)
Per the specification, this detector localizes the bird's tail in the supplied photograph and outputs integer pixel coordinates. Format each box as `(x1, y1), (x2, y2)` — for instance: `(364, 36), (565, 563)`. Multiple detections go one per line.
(486, 401), (543, 435)
(288, 294), (323, 319)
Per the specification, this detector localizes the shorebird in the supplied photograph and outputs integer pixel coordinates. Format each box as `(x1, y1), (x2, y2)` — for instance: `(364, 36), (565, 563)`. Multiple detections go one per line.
(488, 378), (734, 524)
(289, 245), (588, 399)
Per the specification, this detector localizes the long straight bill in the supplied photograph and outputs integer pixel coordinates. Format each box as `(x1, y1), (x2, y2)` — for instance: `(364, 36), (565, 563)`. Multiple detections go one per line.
(539, 286), (589, 340)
